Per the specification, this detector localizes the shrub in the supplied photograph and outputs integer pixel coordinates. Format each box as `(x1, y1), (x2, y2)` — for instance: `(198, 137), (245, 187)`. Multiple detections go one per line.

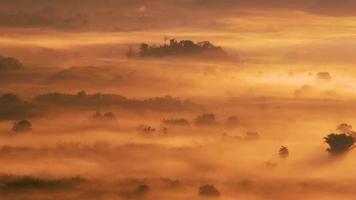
(225, 116), (239, 127)
(279, 146), (289, 158)
(12, 120), (32, 132)
(194, 113), (217, 126)
(0, 56), (23, 70)
(135, 184), (150, 195)
(162, 118), (190, 126)
(198, 184), (220, 197)
(324, 133), (355, 155)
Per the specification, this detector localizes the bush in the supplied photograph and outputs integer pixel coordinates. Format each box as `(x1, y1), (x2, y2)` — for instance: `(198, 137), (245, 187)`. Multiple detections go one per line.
(90, 111), (116, 122)
(0, 94), (39, 120)
(0, 56), (23, 70)
(103, 112), (116, 120)
(162, 118), (190, 126)
(194, 113), (218, 126)
(324, 133), (355, 155)
(198, 184), (220, 197)
(279, 146), (289, 158)
(2, 176), (84, 190)
(12, 120), (32, 132)
(225, 116), (239, 127)
(135, 184), (150, 194)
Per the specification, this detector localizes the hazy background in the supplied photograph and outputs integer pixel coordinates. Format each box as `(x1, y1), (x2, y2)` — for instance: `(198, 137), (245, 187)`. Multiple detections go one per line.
(1, 0), (356, 200)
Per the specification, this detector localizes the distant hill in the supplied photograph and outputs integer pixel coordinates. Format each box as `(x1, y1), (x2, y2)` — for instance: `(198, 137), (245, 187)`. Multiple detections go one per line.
(127, 39), (228, 59)
(0, 56), (23, 70)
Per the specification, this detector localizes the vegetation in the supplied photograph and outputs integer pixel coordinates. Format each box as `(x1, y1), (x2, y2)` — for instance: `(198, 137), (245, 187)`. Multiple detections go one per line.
(91, 111), (116, 121)
(225, 115), (239, 127)
(324, 133), (355, 155)
(128, 39), (227, 58)
(162, 118), (190, 126)
(1, 175), (84, 190)
(198, 184), (220, 197)
(336, 123), (355, 136)
(0, 56), (23, 70)
(0, 94), (39, 121)
(12, 120), (32, 132)
(135, 184), (150, 195)
(34, 92), (202, 112)
(0, 92), (203, 121)
(279, 146), (289, 158)
(194, 113), (218, 126)
(137, 125), (156, 135)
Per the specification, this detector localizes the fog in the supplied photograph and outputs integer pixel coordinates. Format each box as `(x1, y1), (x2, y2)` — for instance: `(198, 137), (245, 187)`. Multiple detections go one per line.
(1, 1), (356, 200)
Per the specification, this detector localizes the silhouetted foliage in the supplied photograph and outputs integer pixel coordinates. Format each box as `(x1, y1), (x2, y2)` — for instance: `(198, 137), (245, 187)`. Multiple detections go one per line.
(225, 115), (239, 127)
(103, 112), (116, 120)
(162, 118), (190, 126)
(0, 56), (23, 70)
(279, 146), (289, 158)
(1, 175), (84, 190)
(161, 127), (168, 135)
(0, 92), (203, 120)
(90, 111), (116, 124)
(245, 131), (260, 140)
(336, 123), (355, 136)
(34, 92), (202, 112)
(91, 111), (103, 120)
(131, 39), (228, 58)
(137, 124), (156, 135)
(159, 178), (180, 188)
(324, 133), (355, 155)
(198, 184), (220, 197)
(12, 120), (32, 132)
(135, 184), (150, 195)
(316, 72), (332, 81)
(0, 94), (40, 121)
(194, 113), (218, 126)
(77, 90), (87, 97)
(0, 93), (22, 104)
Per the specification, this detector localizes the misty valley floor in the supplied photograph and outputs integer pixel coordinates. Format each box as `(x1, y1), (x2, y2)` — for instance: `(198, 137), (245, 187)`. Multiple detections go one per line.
(2, 1), (356, 198)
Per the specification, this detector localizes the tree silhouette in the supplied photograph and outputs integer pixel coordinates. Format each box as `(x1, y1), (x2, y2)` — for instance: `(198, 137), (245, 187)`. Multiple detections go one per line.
(198, 184), (220, 197)
(162, 118), (190, 126)
(132, 39), (227, 58)
(194, 113), (217, 126)
(0, 56), (23, 70)
(12, 120), (32, 132)
(225, 116), (238, 127)
(324, 133), (355, 155)
(279, 146), (289, 158)
(103, 112), (116, 120)
(135, 184), (149, 195)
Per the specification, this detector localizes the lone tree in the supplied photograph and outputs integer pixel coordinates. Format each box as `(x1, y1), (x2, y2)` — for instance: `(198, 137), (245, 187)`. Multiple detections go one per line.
(12, 120), (32, 132)
(279, 146), (289, 158)
(324, 133), (355, 155)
